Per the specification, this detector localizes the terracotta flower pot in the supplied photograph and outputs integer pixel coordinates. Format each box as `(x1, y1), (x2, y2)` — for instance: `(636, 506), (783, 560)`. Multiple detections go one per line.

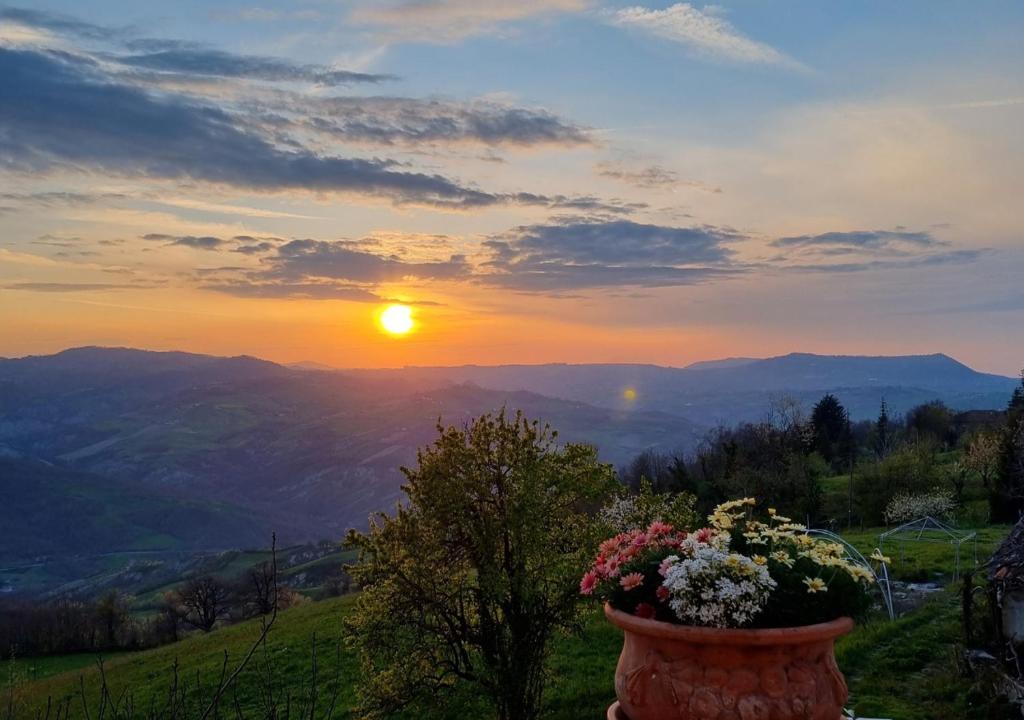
(604, 604), (853, 720)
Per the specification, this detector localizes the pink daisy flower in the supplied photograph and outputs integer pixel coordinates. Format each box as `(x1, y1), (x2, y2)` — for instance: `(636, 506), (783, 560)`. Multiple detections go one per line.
(619, 572), (644, 591)
(647, 521), (672, 536)
(579, 571), (599, 596)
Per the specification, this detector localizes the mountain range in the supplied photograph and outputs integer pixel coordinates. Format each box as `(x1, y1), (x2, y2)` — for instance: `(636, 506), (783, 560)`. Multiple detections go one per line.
(0, 347), (1017, 594)
(343, 352), (1017, 426)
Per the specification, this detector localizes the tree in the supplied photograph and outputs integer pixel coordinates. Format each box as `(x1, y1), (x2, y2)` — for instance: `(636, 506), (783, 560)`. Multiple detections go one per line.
(344, 411), (617, 720)
(239, 561), (277, 617)
(157, 591), (182, 643)
(949, 461), (969, 506)
(906, 400), (955, 448)
(874, 399), (891, 459)
(177, 576), (233, 632)
(963, 431), (1000, 490)
(811, 394), (848, 469)
(620, 449), (672, 492)
(993, 373), (1024, 522)
(94, 590), (131, 649)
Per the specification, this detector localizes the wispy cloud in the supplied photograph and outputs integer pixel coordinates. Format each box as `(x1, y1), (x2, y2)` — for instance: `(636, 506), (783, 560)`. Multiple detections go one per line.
(608, 3), (802, 69)
(0, 191), (129, 210)
(937, 97), (1024, 110)
(142, 233), (230, 251)
(0, 6), (125, 42)
(4, 281), (144, 292)
(595, 161), (722, 192)
(784, 249), (986, 273)
(114, 47), (395, 86)
(269, 95), (592, 148)
(201, 280), (386, 302)
(771, 229), (940, 252)
(349, 0), (587, 43)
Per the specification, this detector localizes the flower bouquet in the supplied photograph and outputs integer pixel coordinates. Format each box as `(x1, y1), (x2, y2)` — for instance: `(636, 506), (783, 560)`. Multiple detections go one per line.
(583, 498), (887, 720)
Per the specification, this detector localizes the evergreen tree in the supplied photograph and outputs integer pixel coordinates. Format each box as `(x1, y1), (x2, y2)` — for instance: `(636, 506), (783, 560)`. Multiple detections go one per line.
(874, 398), (891, 459)
(811, 394), (848, 469)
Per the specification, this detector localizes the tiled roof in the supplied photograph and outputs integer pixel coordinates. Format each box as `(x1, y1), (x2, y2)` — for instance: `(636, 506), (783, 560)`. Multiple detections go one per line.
(988, 518), (1024, 585)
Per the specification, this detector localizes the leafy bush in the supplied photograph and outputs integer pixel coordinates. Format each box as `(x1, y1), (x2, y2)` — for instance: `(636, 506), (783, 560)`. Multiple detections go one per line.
(855, 444), (941, 524)
(345, 411), (618, 720)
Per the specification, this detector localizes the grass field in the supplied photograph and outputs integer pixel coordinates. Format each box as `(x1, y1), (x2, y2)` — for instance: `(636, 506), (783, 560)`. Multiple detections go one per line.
(5, 590), (1008, 718)
(5, 521), (1010, 719)
(6, 652), (130, 683)
(842, 525), (1008, 582)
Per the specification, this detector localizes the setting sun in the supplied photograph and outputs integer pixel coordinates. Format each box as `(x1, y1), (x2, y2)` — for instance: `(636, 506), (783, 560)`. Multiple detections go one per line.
(379, 304), (414, 336)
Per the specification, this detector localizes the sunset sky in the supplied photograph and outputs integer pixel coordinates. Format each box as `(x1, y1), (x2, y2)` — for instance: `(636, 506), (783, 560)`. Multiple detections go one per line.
(2, 1), (1022, 373)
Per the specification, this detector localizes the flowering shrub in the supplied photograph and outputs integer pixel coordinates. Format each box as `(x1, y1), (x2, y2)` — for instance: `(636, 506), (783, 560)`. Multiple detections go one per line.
(582, 498), (877, 628)
(883, 488), (956, 524)
(597, 480), (697, 534)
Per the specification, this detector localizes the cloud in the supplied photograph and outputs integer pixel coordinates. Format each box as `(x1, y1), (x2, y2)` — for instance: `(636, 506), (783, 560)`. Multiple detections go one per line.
(263, 239), (471, 284)
(114, 48), (395, 86)
(0, 7), (124, 41)
(180, 221), (740, 296)
(142, 233), (228, 250)
(141, 233), (287, 253)
(764, 228), (984, 273)
(279, 95), (591, 147)
(771, 229), (940, 252)
(0, 48), (506, 209)
(595, 161), (722, 192)
(233, 241), (278, 255)
(349, 0), (587, 43)
(479, 219), (739, 291)
(210, 8), (325, 23)
(200, 280), (386, 302)
(4, 282), (141, 292)
(0, 191), (129, 210)
(609, 4), (801, 68)
(785, 249), (985, 273)
(177, 235), (469, 300)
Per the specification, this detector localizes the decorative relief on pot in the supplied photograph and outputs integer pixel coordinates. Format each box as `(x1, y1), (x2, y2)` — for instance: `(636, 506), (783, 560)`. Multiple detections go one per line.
(621, 649), (847, 720)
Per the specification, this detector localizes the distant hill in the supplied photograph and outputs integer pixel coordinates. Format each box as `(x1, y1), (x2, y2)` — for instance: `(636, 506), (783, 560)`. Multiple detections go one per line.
(683, 357), (760, 371)
(0, 348), (702, 577)
(2, 346), (1016, 592)
(344, 352), (1017, 424)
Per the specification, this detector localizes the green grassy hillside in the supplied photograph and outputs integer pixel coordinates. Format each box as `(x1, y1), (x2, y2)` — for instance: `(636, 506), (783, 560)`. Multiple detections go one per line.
(6, 580), (1007, 719)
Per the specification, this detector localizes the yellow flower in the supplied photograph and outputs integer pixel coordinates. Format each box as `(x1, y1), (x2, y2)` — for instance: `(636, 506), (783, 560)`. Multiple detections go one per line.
(771, 551), (794, 567)
(752, 554), (768, 566)
(870, 549), (892, 564)
(847, 566), (876, 584)
(768, 507), (777, 516)
(803, 577), (827, 594)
